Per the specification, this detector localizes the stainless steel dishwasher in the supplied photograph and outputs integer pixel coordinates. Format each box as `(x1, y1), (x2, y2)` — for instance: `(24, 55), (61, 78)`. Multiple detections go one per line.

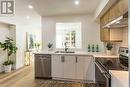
(35, 54), (51, 79)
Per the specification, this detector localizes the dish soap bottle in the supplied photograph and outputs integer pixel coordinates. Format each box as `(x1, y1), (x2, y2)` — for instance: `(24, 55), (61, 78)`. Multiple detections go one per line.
(88, 44), (91, 52)
(92, 44), (95, 52)
(96, 44), (99, 52)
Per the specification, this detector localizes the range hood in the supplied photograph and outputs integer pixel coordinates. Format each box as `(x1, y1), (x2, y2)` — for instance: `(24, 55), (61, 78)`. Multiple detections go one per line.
(104, 12), (128, 28)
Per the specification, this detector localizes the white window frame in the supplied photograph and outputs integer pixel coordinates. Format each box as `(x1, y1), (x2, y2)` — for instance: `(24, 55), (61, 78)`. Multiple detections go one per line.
(56, 22), (82, 49)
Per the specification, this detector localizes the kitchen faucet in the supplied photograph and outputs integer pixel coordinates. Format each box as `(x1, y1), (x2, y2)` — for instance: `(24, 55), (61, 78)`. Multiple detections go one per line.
(64, 42), (68, 52)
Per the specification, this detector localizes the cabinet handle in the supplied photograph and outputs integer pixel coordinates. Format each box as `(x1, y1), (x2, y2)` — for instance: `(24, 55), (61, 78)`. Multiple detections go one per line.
(76, 56), (78, 63)
(61, 56), (65, 62)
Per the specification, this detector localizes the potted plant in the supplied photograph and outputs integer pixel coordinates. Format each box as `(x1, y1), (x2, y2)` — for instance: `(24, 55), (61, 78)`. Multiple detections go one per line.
(106, 42), (113, 55)
(0, 37), (18, 73)
(48, 43), (53, 51)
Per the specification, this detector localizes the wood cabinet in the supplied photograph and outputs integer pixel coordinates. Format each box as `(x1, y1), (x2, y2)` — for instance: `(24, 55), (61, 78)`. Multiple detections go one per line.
(118, 0), (128, 16)
(100, 28), (123, 42)
(100, 0), (128, 42)
(110, 29), (123, 41)
(101, 0), (128, 26)
(100, 28), (110, 42)
(51, 55), (94, 81)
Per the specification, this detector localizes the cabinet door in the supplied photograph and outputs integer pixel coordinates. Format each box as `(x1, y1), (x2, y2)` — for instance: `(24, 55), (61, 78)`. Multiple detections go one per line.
(84, 56), (95, 81)
(110, 29), (123, 42)
(51, 55), (63, 78)
(100, 28), (110, 42)
(118, 0), (128, 15)
(64, 56), (76, 79)
(76, 56), (85, 80)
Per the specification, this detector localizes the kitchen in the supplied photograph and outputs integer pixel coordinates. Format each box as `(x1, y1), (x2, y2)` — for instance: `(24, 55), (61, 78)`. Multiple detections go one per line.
(34, 0), (129, 87)
(0, 0), (129, 87)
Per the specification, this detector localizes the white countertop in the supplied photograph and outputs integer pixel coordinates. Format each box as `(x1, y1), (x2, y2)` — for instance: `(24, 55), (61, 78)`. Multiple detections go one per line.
(109, 70), (129, 87)
(34, 50), (119, 58)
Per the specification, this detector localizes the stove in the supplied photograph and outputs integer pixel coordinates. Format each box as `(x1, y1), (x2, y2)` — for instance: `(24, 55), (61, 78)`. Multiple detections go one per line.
(95, 47), (128, 87)
(96, 47), (128, 72)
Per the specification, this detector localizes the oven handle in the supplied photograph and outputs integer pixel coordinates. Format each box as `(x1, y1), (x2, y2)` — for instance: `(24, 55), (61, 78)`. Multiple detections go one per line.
(103, 73), (111, 79)
(103, 73), (111, 87)
(95, 62), (107, 74)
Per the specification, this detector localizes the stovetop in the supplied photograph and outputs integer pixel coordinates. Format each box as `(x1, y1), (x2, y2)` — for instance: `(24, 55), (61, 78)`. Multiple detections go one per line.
(95, 58), (127, 72)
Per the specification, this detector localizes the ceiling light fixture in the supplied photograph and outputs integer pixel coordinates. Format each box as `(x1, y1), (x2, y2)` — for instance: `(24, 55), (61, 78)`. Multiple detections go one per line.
(28, 5), (33, 9)
(26, 16), (30, 19)
(75, 0), (80, 5)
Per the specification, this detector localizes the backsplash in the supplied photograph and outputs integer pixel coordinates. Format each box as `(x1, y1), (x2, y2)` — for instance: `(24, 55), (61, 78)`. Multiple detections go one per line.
(119, 27), (128, 47)
(104, 27), (128, 55)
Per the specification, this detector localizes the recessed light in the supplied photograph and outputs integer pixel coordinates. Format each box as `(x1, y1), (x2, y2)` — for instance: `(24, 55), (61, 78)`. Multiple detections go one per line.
(28, 5), (33, 9)
(26, 16), (30, 19)
(75, 0), (80, 5)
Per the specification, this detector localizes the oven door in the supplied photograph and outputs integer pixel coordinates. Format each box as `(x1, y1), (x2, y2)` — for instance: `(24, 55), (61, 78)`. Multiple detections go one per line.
(95, 62), (111, 87)
(119, 55), (128, 70)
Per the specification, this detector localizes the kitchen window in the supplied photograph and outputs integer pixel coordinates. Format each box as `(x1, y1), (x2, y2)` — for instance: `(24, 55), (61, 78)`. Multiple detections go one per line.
(56, 22), (81, 48)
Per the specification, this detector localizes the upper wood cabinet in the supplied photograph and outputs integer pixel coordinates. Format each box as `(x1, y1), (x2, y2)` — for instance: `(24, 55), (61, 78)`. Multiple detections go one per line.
(101, 0), (128, 27)
(100, 28), (110, 42)
(118, 0), (128, 16)
(100, 28), (123, 42)
(100, 0), (128, 42)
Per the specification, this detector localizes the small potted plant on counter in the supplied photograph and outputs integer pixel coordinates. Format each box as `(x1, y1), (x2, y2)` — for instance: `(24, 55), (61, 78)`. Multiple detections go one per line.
(106, 42), (113, 55)
(0, 37), (18, 73)
(48, 43), (53, 51)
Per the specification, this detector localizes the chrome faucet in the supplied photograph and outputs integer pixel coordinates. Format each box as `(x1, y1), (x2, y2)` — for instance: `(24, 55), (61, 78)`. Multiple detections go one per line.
(64, 42), (68, 52)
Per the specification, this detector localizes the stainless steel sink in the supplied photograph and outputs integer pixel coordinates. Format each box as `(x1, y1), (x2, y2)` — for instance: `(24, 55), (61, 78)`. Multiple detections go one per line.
(55, 51), (75, 53)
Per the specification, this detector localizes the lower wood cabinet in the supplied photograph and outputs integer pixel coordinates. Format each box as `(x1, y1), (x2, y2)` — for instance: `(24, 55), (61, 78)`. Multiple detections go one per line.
(51, 55), (94, 81)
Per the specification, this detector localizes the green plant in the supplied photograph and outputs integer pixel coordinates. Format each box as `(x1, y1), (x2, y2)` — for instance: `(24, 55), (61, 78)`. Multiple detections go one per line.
(3, 60), (14, 65)
(106, 43), (113, 50)
(48, 43), (53, 48)
(0, 37), (18, 65)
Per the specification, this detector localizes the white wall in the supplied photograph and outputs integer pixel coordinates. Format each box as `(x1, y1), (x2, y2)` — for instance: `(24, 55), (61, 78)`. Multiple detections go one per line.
(0, 0), (42, 70)
(0, 23), (9, 72)
(42, 14), (103, 52)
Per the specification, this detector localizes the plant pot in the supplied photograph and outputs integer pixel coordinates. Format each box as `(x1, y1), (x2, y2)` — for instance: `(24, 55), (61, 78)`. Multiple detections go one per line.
(48, 47), (53, 51)
(106, 50), (111, 55)
(4, 65), (12, 73)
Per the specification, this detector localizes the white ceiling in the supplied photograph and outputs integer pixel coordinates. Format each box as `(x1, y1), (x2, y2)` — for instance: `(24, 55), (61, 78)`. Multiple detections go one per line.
(28, 0), (101, 16)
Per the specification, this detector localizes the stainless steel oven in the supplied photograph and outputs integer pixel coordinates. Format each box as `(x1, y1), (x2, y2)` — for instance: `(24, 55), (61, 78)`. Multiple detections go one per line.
(119, 47), (128, 70)
(95, 47), (128, 87)
(95, 61), (111, 87)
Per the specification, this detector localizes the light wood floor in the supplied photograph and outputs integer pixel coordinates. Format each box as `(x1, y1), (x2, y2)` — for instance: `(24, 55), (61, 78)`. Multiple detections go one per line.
(0, 65), (96, 87)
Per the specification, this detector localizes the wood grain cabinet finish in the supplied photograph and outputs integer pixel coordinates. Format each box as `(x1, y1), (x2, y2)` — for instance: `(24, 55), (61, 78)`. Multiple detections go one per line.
(100, 0), (128, 42)
(101, 0), (128, 25)
(100, 28), (123, 42)
(100, 28), (110, 42)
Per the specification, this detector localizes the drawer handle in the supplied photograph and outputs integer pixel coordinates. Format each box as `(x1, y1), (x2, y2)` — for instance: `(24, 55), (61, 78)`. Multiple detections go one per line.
(76, 56), (78, 63)
(61, 56), (65, 62)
